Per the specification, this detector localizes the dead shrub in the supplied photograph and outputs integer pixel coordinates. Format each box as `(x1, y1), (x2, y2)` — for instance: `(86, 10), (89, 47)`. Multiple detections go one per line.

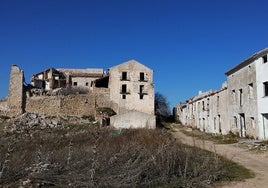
(0, 127), (251, 187)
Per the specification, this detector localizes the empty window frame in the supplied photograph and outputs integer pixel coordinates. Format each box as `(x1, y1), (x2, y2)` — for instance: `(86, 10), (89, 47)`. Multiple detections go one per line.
(250, 117), (255, 129)
(248, 83), (253, 99)
(139, 85), (145, 99)
(232, 89), (236, 103)
(121, 84), (127, 93)
(122, 94), (126, 99)
(139, 85), (144, 93)
(262, 55), (267, 63)
(140, 72), (145, 81)
(86, 82), (89, 86)
(121, 72), (127, 80)
(73, 82), (78, 86)
(234, 116), (238, 128)
(264, 82), (268, 97)
(239, 89), (243, 106)
(217, 96), (220, 108)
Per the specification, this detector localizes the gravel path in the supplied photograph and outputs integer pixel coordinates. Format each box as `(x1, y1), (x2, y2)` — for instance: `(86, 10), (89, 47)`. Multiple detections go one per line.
(171, 126), (268, 188)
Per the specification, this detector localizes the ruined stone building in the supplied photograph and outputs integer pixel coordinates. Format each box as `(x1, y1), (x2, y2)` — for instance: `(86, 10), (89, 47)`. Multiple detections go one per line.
(178, 83), (228, 135)
(177, 48), (268, 139)
(6, 59), (156, 129)
(108, 60), (155, 128)
(31, 67), (105, 91)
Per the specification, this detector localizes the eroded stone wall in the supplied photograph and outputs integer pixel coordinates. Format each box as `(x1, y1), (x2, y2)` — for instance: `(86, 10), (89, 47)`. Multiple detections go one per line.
(7, 65), (25, 115)
(25, 88), (112, 117)
(25, 94), (96, 117)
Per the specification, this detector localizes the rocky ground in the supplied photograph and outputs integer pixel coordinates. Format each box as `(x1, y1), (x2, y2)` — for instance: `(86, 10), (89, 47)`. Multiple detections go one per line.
(1, 112), (95, 134)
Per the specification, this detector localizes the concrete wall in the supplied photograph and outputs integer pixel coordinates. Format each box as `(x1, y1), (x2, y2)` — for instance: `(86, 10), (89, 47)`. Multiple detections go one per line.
(7, 65), (25, 115)
(108, 60), (154, 115)
(110, 110), (156, 129)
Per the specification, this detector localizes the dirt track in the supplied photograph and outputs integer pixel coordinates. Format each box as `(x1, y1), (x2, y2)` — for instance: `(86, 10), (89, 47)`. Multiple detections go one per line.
(172, 126), (268, 188)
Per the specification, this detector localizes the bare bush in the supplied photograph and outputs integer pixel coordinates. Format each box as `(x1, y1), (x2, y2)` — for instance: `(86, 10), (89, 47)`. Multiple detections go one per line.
(0, 126), (249, 187)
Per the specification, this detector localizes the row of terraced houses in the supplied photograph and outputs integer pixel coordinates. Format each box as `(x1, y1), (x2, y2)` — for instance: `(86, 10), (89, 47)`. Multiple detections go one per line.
(176, 48), (268, 140)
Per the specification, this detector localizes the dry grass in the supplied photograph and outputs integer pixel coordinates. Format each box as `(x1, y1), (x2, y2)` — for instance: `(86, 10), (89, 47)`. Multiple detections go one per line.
(0, 123), (253, 187)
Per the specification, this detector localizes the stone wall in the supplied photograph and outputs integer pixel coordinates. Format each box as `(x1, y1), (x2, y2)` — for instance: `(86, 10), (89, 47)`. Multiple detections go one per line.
(25, 88), (112, 117)
(0, 99), (8, 114)
(7, 65), (25, 115)
(26, 94), (95, 117)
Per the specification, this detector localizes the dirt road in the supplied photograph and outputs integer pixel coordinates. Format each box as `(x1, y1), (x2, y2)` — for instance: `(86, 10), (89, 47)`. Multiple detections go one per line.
(172, 127), (268, 188)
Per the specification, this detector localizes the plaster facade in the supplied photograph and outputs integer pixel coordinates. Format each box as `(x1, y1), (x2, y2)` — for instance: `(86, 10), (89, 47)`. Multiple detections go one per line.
(178, 83), (228, 135)
(226, 48), (268, 139)
(177, 48), (268, 139)
(110, 110), (156, 129)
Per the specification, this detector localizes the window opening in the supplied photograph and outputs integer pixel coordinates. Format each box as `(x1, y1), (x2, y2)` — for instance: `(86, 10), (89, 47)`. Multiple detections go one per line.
(122, 72), (127, 80)
(248, 83), (253, 99)
(264, 82), (268, 97)
(239, 89), (243, 106)
(140, 72), (145, 81)
(73, 82), (77, 86)
(262, 55), (267, 63)
(121, 84), (127, 93)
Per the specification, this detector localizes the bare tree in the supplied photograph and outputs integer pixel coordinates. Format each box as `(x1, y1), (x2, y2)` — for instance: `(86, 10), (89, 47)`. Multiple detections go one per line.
(155, 92), (171, 121)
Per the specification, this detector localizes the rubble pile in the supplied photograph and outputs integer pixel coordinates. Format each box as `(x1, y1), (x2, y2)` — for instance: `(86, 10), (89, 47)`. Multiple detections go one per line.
(5, 113), (64, 133)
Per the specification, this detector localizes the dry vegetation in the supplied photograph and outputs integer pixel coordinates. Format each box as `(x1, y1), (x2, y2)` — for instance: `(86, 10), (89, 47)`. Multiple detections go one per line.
(0, 120), (253, 187)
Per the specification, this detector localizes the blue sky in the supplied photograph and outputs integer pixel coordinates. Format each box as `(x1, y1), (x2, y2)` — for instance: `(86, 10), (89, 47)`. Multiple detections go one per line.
(1, 0), (268, 108)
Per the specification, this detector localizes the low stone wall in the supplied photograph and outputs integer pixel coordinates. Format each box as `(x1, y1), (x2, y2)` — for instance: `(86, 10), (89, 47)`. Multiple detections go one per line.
(25, 94), (95, 117)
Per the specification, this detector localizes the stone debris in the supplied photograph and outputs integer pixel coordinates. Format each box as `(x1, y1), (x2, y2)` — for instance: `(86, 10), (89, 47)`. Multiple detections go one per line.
(238, 139), (267, 152)
(3, 112), (93, 134)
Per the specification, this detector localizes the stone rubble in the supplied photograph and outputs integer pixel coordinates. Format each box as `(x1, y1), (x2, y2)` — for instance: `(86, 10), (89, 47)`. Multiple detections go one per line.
(3, 112), (93, 134)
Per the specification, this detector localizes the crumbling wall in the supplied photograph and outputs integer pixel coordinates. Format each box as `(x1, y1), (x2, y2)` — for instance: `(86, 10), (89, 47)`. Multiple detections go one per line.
(7, 65), (25, 115)
(25, 94), (95, 117)
(94, 88), (111, 108)
(0, 99), (8, 114)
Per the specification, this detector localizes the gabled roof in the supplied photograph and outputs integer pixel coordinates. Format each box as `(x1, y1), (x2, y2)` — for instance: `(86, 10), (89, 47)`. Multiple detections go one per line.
(225, 48), (268, 76)
(109, 59), (152, 71)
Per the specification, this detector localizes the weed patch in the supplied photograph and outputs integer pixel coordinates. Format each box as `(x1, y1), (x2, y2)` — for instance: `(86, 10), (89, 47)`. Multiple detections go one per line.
(0, 125), (252, 187)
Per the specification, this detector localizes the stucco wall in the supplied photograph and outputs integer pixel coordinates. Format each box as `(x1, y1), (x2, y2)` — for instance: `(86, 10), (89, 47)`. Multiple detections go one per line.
(227, 61), (258, 138)
(256, 55), (268, 139)
(177, 85), (228, 135)
(110, 110), (156, 129)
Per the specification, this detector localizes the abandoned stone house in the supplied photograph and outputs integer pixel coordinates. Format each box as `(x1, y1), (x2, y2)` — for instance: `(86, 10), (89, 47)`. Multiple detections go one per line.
(5, 59), (156, 129)
(31, 67), (105, 91)
(177, 48), (268, 140)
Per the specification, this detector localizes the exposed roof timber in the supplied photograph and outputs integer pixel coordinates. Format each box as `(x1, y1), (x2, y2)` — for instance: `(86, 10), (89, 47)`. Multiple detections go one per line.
(225, 48), (268, 76)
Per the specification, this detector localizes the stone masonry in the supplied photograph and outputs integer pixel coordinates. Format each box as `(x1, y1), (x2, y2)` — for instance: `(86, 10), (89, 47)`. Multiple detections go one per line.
(7, 65), (25, 115)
